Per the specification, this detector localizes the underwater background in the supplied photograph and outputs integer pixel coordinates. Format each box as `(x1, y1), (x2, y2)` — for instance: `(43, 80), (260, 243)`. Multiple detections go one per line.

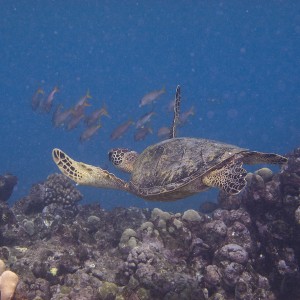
(0, 1), (299, 212)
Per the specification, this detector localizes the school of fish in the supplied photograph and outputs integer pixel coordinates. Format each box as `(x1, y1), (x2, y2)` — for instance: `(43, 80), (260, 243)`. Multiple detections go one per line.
(31, 85), (195, 143)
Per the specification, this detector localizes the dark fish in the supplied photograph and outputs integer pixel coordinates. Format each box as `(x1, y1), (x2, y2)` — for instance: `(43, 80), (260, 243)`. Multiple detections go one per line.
(167, 99), (176, 112)
(72, 104), (86, 119)
(139, 86), (166, 107)
(135, 111), (156, 129)
(157, 126), (171, 139)
(73, 89), (92, 115)
(80, 124), (102, 142)
(52, 105), (73, 127)
(85, 106), (110, 126)
(42, 86), (59, 113)
(66, 113), (85, 131)
(179, 106), (194, 125)
(31, 87), (44, 111)
(110, 120), (134, 140)
(134, 127), (153, 141)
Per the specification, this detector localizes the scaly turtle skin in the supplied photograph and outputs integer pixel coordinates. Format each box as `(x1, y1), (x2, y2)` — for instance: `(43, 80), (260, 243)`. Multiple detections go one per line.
(52, 86), (287, 201)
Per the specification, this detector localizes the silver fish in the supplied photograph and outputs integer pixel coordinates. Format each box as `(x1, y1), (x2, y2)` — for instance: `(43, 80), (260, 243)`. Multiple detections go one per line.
(66, 113), (85, 131)
(52, 105), (73, 127)
(135, 111), (156, 128)
(179, 106), (194, 125)
(74, 89), (92, 111)
(80, 124), (102, 142)
(85, 107), (110, 126)
(110, 120), (134, 140)
(157, 126), (171, 139)
(31, 87), (44, 111)
(134, 127), (152, 141)
(42, 86), (59, 113)
(139, 86), (166, 107)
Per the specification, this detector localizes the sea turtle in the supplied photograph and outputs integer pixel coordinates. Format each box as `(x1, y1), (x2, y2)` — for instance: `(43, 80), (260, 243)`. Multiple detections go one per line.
(52, 86), (287, 201)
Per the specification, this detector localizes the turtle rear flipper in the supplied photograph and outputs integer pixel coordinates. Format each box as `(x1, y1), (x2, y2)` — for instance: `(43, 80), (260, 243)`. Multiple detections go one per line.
(52, 148), (127, 190)
(203, 161), (247, 194)
(241, 151), (287, 165)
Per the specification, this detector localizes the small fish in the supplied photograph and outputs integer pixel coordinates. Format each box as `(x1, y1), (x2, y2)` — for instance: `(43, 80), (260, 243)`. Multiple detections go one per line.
(80, 123), (102, 142)
(139, 86), (166, 107)
(52, 105), (73, 127)
(134, 127), (153, 141)
(85, 106), (110, 126)
(74, 89), (92, 114)
(66, 113), (85, 131)
(167, 99), (176, 112)
(31, 87), (44, 111)
(157, 126), (171, 139)
(179, 106), (195, 125)
(42, 86), (59, 113)
(110, 120), (134, 140)
(135, 111), (156, 129)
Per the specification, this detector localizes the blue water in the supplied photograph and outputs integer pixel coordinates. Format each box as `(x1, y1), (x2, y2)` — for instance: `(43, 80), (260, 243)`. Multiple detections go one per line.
(1, 1), (299, 212)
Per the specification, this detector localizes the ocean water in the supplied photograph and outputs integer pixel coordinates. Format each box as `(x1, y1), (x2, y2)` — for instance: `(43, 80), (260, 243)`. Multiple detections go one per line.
(0, 1), (299, 212)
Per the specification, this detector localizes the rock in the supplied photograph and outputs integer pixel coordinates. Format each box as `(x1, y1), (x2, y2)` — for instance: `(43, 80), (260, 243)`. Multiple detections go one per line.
(204, 265), (221, 286)
(151, 208), (171, 222)
(23, 219), (35, 236)
(295, 206), (300, 224)
(182, 209), (203, 222)
(216, 244), (249, 265)
(119, 228), (138, 255)
(0, 174), (17, 202)
(255, 168), (273, 182)
(98, 281), (119, 299)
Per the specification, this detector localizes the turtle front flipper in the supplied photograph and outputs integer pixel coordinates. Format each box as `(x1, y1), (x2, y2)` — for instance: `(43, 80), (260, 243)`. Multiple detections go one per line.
(202, 161), (247, 194)
(52, 148), (128, 190)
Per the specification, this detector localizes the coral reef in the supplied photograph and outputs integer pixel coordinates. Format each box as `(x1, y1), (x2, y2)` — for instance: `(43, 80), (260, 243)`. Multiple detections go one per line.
(13, 173), (83, 216)
(0, 174), (17, 202)
(219, 147), (300, 299)
(0, 259), (19, 300)
(0, 148), (299, 299)
(0, 174), (18, 230)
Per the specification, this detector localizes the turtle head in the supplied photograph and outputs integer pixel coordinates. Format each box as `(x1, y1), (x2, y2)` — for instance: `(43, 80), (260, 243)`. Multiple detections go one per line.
(108, 148), (138, 173)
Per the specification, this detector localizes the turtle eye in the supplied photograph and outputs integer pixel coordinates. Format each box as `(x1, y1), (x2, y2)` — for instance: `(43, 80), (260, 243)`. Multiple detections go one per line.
(108, 148), (130, 166)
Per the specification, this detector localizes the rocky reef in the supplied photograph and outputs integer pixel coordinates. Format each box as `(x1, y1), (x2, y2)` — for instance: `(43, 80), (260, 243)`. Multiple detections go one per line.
(0, 174), (17, 203)
(0, 148), (299, 299)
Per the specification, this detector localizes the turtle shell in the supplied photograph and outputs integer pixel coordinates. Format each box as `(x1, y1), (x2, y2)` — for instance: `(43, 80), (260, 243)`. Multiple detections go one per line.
(130, 137), (246, 200)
